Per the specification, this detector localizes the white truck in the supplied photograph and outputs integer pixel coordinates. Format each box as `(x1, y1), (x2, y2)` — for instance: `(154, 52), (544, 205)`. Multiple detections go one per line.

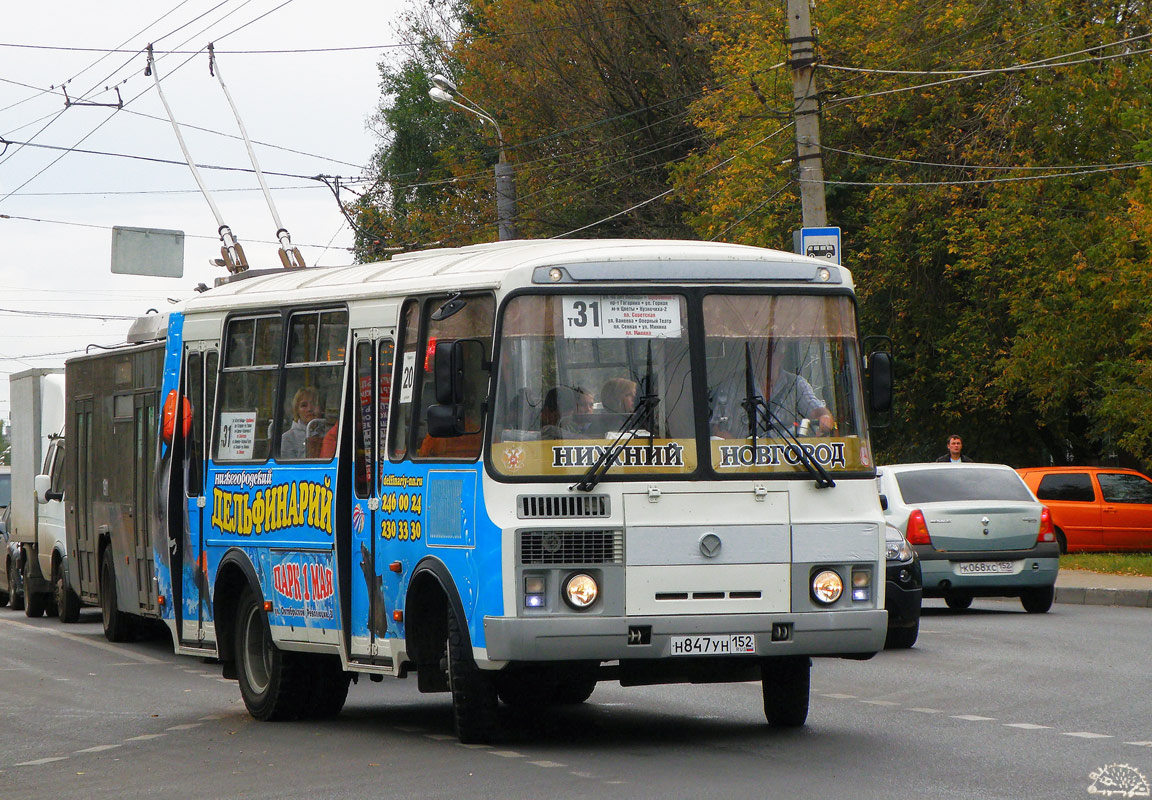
(8, 368), (78, 620)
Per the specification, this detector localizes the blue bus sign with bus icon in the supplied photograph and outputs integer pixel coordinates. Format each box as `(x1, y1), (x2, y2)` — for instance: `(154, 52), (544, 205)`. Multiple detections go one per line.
(794, 227), (842, 265)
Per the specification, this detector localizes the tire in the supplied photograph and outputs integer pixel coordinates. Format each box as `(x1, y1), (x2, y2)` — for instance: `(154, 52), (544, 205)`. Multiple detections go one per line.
(24, 561), (47, 619)
(446, 605), (499, 743)
(885, 620), (919, 650)
(944, 591), (973, 611)
(8, 561), (24, 611)
(552, 675), (598, 706)
(497, 668), (598, 707)
(235, 585), (307, 721)
(762, 657), (811, 727)
(1020, 586), (1054, 614)
(1055, 529), (1068, 555)
(56, 571), (81, 624)
(100, 549), (131, 642)
(299, 654), (351, 720)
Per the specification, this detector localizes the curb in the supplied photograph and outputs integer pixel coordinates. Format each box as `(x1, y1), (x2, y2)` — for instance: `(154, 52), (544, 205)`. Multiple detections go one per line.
(1055, 587), (1152, 609)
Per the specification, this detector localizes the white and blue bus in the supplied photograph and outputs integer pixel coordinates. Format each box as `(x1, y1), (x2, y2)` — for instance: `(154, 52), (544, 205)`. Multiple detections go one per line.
(65, 239), (893, 742)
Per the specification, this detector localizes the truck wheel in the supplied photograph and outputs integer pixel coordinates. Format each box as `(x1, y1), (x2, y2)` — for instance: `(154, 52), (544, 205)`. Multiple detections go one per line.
(762, 657), (811, 727)
(300, 654), (351, 720)
(8, 562), (24, 611)
(56, 572), (81, 623)
(100, 549), (131, 642)
(235, 585), (306, 721)
(446, 605), (499, 743)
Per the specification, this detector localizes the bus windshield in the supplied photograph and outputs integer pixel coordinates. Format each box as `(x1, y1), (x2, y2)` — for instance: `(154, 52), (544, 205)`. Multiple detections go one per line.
(490, 292), (873, 480)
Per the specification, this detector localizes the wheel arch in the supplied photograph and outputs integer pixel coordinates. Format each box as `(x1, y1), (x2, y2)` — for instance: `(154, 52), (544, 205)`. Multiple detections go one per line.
(405, 556), (469, 671)
(213, 548), (261, 668)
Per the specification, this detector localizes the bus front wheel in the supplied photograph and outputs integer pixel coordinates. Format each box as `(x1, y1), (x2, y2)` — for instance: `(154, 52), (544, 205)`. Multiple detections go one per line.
(446, 605), (499, 743)
(762, 657), (810, 727)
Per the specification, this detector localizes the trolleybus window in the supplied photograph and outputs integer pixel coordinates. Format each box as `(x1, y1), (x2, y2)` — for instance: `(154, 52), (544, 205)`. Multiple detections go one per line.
(216, 314), (283, 461)
(389, 300), (420, 461)
(490, 294), (696, 478)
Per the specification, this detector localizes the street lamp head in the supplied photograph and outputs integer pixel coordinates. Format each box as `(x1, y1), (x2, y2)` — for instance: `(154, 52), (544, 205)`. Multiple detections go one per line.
(430, 73), (457, 94)
(428, 87), (453, 105)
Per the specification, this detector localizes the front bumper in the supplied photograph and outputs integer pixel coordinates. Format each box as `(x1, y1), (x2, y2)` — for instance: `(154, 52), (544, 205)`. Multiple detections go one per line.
(916, 542), (1060, 597)
(483, 609), (887, 662)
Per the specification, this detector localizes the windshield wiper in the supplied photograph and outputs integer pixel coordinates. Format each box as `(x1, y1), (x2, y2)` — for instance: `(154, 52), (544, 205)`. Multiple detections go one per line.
(572, 347), (660, 493)
(741, 342), (834, 489)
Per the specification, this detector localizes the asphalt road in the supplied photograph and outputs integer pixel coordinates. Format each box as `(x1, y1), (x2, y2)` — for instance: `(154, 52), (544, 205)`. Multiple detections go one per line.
(1, 600), (1149, 800)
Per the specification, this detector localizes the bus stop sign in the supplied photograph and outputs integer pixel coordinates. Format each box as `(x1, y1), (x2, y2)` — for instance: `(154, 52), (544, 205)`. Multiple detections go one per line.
(793, 227), (842, 265)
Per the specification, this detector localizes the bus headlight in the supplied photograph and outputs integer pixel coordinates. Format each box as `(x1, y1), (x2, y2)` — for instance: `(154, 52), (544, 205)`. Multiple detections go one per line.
(563, 573), (598, 609)
(811, 570), (843, 604)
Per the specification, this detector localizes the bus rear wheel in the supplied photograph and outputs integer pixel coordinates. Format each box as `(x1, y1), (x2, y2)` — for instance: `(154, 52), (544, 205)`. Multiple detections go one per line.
(235, 586), (306, 721)
(762, 657), (810, 728)
(446, 605), (499, 743)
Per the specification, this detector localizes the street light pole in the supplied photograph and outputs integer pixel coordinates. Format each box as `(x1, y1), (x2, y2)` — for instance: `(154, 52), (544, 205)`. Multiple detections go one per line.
(429, 75), (517, 241)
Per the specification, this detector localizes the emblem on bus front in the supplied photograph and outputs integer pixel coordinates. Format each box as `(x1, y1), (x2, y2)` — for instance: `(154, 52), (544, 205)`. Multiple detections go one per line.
(699, 533), (722, 558)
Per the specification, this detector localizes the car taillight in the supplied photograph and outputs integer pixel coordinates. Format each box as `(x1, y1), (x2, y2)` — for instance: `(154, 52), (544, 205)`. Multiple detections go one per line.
(906, 509), (932, 546)
(1037, 506), (1056, 544)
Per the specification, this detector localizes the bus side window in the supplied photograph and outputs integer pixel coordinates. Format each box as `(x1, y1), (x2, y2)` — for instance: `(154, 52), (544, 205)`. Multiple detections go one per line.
(412, 293), (495, 460)
(216, 315), (282, 462)
(389, 300), (419, 460)
(279, 309), (347, 461)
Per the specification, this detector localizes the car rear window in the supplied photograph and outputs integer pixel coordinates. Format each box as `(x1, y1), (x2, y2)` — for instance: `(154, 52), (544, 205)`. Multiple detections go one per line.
(1097, 473), (1152, 504)
(894, 468), (1034, 504)
(1036, 472), (1094, 502)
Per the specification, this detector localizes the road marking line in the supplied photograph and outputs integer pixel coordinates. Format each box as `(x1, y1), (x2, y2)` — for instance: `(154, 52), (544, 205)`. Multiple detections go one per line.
(125, 734), (167, 741)
(1004, 723), (1051, 730)
(393, 725), (424, 732)
(861, 700), (900, 706)
(15, 757), (69, 766)
(424, 734), (455, 741)
(529, 761), (566, 768)
(489, 751), (525, 758)
(457, 744), (492, 750)
(165, 724), (202, 731)
(198, 715), (222, 721)
(1125, 741), (1152, 747)
(75, 745), (122, 753)
(909, 708), (943, 714)
(821, 693), (857, 699)
(952, 715), (996, 721)
(1063, 732), (1112, 739)
(0, 619), (166, 665)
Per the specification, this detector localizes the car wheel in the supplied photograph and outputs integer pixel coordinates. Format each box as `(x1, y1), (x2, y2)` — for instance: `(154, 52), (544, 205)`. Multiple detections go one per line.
(885, 620), (919, 649)
(8, 561), (24, 611)
(944, 591), (973, 611)
(235, 585), (307, 721)
(100, 549), (131, 642)
(762, 657), (810, 727)
(1020, 586), (1054, 614)
(1055, 528), (1068, 555)
(446, 604), (499, 743)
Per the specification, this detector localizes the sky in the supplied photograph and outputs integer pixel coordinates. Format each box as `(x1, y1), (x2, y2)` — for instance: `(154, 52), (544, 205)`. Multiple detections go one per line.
(0, 0), (411, 428)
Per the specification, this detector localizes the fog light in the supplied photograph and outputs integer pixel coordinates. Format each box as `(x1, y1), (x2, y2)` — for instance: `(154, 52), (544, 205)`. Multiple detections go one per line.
(564, 573), (598, 609)
(524, 576), (545, 594)
(852, 587), (870, 601)
(525, 594), (545, 608)
(812, 570), (843, 604)
(898, 568), (911, 583)
(851, 568), (871, 601)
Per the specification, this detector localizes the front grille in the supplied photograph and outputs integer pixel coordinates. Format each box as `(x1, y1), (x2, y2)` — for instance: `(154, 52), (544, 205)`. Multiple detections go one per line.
(519, 529), (623, 565)
(517, 494), (610, 519)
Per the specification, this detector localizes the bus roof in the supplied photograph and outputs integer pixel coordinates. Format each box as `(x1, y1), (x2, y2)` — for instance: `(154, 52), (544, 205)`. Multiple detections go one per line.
(184, 238), (850, 313)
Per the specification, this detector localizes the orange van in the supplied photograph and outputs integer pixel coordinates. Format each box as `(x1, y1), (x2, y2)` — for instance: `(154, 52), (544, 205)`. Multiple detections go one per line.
(1017, 467), (1152, 553)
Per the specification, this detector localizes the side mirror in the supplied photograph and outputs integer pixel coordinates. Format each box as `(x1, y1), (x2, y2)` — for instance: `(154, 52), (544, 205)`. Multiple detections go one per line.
(434, 340), (466, 406)
(429, 339), (488, 437)
(35, 474), (62, 503)
(879, 494), (888, 511)
(867, 351), (893, 414)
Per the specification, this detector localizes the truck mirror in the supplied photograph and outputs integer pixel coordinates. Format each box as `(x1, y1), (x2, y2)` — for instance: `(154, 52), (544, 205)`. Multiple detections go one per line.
(34, 474), (62, 504)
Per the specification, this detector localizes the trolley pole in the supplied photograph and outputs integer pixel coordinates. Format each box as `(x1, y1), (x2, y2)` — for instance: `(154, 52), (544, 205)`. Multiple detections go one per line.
(786, 0), (828, 228)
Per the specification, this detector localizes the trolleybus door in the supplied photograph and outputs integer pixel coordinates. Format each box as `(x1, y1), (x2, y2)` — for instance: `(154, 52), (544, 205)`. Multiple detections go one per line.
(181, 347), (217, 645)
(349, 336), (394, 664)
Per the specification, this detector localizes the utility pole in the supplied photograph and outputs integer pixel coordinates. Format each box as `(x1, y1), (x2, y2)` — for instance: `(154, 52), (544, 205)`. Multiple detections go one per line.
(786, 0), (828, 228)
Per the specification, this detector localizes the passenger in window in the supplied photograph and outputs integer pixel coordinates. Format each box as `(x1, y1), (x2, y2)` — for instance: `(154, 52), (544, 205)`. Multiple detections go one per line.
(540, 386), (578, 440)
(282, 387), (324, 459)
(600, 378), (638, 414)
(766, 345), (834, 435)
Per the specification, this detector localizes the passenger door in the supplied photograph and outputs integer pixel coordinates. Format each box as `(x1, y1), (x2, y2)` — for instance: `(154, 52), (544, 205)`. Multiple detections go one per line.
(182, 347), (218, 645)
(1033, 472), (1101, 551)
(1095, 472), (1152, 551)
(349, 335), (395, 666)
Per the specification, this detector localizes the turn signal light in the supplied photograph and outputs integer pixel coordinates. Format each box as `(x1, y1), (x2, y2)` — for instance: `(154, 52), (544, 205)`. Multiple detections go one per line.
(906, 509), (932, 546)
(1037, 507), (1056, 543)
